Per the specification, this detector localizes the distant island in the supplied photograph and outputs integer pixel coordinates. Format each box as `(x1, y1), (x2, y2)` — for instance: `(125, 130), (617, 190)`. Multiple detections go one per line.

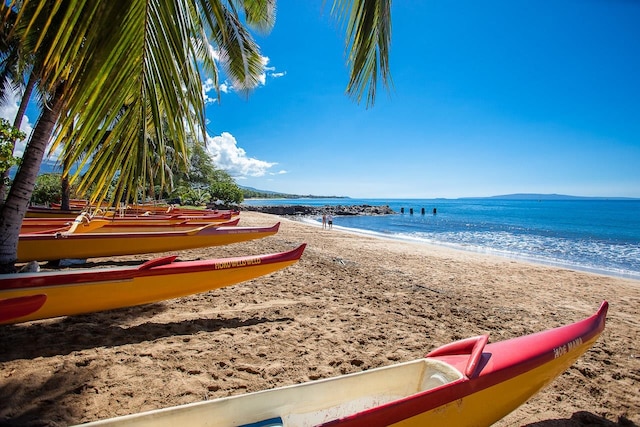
(242, 188), (638, 201)
(471, 193), (639, 201)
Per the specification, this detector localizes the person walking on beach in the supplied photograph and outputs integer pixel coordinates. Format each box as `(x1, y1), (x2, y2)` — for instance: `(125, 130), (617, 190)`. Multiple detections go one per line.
(322, 213), (327, 229)
(327, 214), (333, 229)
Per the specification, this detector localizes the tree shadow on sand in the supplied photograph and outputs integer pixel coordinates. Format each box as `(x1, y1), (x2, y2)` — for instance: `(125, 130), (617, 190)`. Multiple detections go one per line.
(0, 303), (293, 362)
(526, 411), (637, 426)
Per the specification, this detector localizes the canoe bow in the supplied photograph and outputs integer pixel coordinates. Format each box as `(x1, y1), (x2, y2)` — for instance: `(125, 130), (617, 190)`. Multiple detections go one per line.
(1, 244), (306, 324)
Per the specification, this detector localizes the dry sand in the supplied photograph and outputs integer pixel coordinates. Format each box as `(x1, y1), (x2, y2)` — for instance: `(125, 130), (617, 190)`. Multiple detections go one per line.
(1, 211), (638, 426)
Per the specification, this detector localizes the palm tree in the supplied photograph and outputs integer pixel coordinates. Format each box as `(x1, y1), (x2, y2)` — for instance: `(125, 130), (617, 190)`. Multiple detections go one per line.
(0, 0), (271, 273)
(0, 6), (38, 202)
(0, 0), (392, 273)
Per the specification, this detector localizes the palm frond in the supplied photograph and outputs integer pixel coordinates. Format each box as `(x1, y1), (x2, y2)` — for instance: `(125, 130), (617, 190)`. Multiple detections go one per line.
(329, 0), (393, 107)
(202, 2), (266, 94)
(47, 0), (205, 203)
(236, 0), (276, 34)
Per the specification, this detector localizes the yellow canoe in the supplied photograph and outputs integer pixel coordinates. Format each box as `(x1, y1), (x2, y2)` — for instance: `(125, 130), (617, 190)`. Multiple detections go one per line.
(25, 206), (84, 218)
(71, 217), (240, 234)
(26, 205), (237, 218)
(0, 294), (47, 323)
(21, 212), (236, 232)
(20, 217), (240, 234)
(1, 244), (305, 324)
(78, 301), (607, 427)
(17, 223), (280, 262)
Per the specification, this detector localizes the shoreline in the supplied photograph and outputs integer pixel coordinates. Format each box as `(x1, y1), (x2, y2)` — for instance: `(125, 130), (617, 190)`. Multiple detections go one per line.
(294, 215), (640, 283)
(1, 211), (638, 426)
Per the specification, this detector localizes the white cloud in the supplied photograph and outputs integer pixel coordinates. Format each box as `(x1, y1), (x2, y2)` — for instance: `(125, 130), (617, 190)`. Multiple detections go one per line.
(202, 78), (217, 104)
(0, 88), (34, 158)
(256, 56), (287, 84)
(201, 54), (285, 100)
(205, 131), (276, 178)
(1, 87), (278, 181)
(257, 56), (269, 85)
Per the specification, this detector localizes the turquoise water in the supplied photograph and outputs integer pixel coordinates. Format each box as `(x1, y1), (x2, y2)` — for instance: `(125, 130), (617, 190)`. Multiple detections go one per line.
(243, 198), (640, 280)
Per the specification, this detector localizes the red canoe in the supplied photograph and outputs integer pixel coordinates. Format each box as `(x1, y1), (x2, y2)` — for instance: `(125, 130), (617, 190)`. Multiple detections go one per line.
(1, 244), (305, 325)
(79, 301), (608, 427)
(17, 223), (280, 262)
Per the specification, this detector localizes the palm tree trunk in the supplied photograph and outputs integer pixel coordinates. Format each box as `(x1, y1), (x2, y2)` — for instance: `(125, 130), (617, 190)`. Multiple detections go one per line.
(0, 73), (37, 203)
(61, 153), (71, 211)
(60, 121), (76, 211)
(0, 88), (63, 273)
(13, 73), (35, 130)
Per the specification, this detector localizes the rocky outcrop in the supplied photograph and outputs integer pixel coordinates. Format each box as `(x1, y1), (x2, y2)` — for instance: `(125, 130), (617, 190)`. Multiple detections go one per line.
(240, 204), (395, 216)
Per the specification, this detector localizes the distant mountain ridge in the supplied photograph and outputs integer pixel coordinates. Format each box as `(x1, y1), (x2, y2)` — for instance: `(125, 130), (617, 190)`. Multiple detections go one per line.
(241, 187), (638, 201)
(7, 159), (61, 179)
(476, 193), (639, 201)
(239, 185), (348, 199)
(14, 170), (636, 201)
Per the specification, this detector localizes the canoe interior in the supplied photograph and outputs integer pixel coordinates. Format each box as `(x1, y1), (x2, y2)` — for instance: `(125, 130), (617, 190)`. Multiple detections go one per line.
(83, 358), (463, 426)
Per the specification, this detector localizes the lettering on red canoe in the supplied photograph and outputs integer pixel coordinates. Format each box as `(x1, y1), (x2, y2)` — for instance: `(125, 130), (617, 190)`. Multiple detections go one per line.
(214, 258), (262, 269)
(553, 337), (583, 359)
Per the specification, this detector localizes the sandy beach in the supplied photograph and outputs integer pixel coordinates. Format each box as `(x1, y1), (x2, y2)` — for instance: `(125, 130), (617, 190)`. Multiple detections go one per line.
(1, 211), (638, 426)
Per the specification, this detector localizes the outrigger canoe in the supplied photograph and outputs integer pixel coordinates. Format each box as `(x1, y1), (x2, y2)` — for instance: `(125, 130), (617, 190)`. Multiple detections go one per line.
(17, 223), (280, 262)
(1, 244), (305, 324)
(26, 204), (238, 218)
(80, 301), (608, 427)
(20, 217), (240, 234)
(0, 294), (47, 323)
(69, 217), (241, 234)
(22, 211), (233, 228)
(21, 212), (235, 229)
(25, 206), (84, 218)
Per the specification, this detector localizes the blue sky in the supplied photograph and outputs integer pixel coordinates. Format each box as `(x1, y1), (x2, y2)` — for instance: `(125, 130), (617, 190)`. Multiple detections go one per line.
(205, 0), (640, 198)
(3, 0), (639, 198)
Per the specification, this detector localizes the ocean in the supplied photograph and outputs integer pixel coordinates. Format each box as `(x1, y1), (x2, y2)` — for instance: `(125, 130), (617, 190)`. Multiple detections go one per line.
(242, 198), (640, 281)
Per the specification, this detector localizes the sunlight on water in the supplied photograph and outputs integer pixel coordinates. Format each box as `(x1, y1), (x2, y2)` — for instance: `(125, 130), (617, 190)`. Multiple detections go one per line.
(249, 198), (640, 280)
